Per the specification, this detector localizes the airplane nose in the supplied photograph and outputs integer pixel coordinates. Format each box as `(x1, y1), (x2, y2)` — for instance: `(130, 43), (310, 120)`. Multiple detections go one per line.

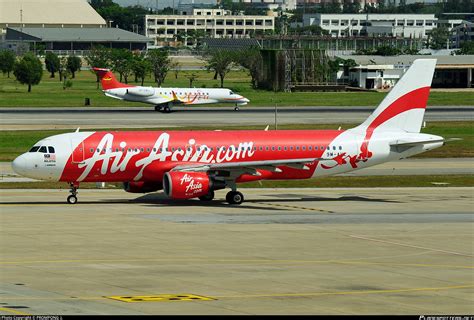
(240, 96), (249, 103)
(12, 155), (27, 176)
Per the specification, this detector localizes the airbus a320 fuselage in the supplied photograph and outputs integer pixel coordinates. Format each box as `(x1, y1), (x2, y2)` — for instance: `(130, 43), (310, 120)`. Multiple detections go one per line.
(93, 67), (249, 112)
(13, 59), (444, 205)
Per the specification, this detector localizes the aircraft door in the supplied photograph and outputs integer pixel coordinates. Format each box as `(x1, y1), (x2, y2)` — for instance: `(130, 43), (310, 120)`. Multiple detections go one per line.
(70, 137), (85, 163)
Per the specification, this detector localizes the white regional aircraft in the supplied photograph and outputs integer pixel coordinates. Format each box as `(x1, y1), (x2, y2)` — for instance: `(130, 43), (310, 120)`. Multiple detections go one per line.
(93, 67), (250, 112)
(13, 60), (444, 205)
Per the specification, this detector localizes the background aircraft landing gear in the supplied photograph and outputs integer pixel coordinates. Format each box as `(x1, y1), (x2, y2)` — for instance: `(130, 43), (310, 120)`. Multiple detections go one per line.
(226, 191), (244, 205)
(154, 105), (162, 112)
(198, 190), (215, 201)
(67, 183), (79, 204)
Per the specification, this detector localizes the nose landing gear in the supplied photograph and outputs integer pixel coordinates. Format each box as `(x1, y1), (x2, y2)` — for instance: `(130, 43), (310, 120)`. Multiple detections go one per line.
(67, 182), (79, 204)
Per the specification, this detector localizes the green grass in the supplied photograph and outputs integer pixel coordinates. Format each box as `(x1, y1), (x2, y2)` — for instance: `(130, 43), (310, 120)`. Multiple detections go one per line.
(1, 175), (472, 190)
(1, 70), (474, 107)
(0, 121), (472, 161)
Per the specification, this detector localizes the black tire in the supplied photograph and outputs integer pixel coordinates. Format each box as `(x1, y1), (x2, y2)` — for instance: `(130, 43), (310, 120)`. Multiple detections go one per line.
(199, 190), (215, 201)
(226, 191), (244, 205)
(67, 195), (77, 204)
(154, 105), (162, 111)
(234, 106), (240, 111)
(163, 105), (171, 113)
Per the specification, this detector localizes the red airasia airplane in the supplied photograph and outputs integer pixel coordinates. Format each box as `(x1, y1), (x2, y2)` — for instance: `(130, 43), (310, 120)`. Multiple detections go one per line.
(12, 59), (444, 205)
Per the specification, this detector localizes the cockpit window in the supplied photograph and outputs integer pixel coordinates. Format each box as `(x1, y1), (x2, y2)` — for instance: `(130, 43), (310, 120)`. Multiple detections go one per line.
(29, 146), (40, 152)
(38, 146), (47, 153)
(48, 146), (55, 153)
(229, 91), (234, 95)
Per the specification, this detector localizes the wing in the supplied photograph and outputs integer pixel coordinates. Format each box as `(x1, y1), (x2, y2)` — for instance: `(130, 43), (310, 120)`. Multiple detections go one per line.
(171, 157), (328, 177)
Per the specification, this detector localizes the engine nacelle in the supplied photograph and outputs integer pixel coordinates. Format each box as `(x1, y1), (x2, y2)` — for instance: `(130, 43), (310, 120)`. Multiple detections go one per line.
(163, 172), (225, 200)
(126, 87), (155, 97)
(123, 181), (162, 193)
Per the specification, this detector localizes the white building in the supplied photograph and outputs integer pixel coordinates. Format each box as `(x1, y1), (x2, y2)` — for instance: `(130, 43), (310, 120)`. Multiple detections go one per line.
(303, 13), (437, 38)
(145, 9), (275, 46)
(234, 0), (297, 11)
(339, 55), (474, 89)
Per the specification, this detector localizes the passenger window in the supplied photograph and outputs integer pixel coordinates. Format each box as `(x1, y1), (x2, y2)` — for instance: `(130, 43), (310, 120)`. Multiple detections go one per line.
(284, 146), (287, 151)
(290, 146), (293, 151)
(302, 146), (306, 151)
(296, 146), (300, 151)
(140, 148), (144, 152)
(39, 146), (47, 153)
(259, 146), (263, 151)
(278, 146), (281, 151)
(272, 146), (275, 151)
(90, 148), (94, 153)
(333, 146), (336, 150)
(48, 146), (55, 153)
(339, 146), (342, 150)
(29, 146), (40, 152)
(308, 146), (312, 151)
(266, 146), (269, 151)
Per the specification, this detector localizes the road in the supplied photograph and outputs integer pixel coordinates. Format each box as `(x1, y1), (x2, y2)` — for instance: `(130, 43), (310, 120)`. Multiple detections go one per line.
(1, 105), (473, 130)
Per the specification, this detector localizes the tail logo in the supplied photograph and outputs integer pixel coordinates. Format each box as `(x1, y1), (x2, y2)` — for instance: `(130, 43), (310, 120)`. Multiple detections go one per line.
(103, 77), (112, 81)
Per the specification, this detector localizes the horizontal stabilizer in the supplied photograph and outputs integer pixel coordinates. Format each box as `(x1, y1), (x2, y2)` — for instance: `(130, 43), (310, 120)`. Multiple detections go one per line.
(390, 138), (444, 147)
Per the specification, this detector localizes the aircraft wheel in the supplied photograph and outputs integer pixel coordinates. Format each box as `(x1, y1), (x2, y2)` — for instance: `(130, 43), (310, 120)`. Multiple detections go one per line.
(226, 191), (244, 205)
(154, 105), (162, 111)
(67, 195), (77, 204)
(199, 190), (215, 201)
(234, 106), (240, 111)
(163, 105), (171, 113)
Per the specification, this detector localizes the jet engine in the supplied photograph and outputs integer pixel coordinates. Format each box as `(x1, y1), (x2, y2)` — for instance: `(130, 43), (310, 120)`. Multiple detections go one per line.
(163, 171), (225, 199)
(123, 181), (162, 193)
(126, 87), (155, 97)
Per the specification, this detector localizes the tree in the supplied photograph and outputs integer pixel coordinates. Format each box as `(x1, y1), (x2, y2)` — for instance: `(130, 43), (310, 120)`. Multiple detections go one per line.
(186, 73), (197, 88)
(85, 46), (111, 88)
(146, 49), (171, 87)
(131, 52), (151, 86)
(13, 53), (43, 92)
(456, 41), (474, 55)
(67, 56), (82, 78)
(110, 49), (134, 83)
(203, 49), (235, 88)
(429, 26), (449, 50)
(235, 47), (262, 89)
(171, 61), (181, 79)
(45, 51), (60, 78)
(0, 50), (15, 77)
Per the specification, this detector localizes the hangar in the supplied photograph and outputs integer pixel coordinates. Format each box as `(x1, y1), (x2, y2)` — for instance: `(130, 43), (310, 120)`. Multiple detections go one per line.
(339, 55), (474, 89)
(5, 27), (152, 53)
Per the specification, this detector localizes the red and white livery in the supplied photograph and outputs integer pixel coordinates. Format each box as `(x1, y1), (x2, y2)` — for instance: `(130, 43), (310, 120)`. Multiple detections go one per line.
(93, 67), (249, 112)
(13, 59), (444, 205)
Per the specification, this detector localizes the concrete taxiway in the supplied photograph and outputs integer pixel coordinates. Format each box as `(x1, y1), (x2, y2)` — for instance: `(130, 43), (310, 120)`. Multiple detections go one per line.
(0, 187), (473, 315)
(1, 105), (473, 130)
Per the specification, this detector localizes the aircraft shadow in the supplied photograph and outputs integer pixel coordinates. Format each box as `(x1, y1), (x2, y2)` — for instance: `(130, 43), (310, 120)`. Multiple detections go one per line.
(0, 193), (399, 207)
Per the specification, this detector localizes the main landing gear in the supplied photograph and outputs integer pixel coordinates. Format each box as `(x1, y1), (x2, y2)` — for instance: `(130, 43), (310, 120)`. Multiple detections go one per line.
(154, 103), (172, 113)
(67, 182), (79, 204)
(197, 189), (244, 205)
(234, 106), (240, 111)
(226, 191), (244, 205)
(198, 190), (215, 202)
